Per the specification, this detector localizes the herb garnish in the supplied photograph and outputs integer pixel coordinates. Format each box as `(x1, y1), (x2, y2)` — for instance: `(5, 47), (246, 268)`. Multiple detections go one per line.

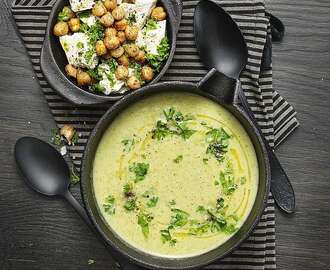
(121, 138), (135, 152)
(57, 7), (72, 21)
(147, 196), (159, 208)
(146, 37), (170, 71)
(129, 62), (144, 84)
(138, 212), (154, 237)
(219, 171), (237, 195)
(145, 18), (158, 31)
(123, 183), (137, 211)
(127, 12), (137, 25)
(160, 228), (176, 246)
(170, 208), (189, 228)
(205, 127), (230, 162)
(90, 83), (105, 92)
(70, 166), (80, 185)
(173, 155), (183, 163)
(80, 21), (104, 46)
(129, 162), (149, 182)
(50, 128), (63, 146)
(151, 107), (196, 140)
(103, 195), (116, 215)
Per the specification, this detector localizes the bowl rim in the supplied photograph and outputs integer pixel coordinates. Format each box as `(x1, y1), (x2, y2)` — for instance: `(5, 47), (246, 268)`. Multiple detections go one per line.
(40, 0), (181, 105)
(80, 81), (271, 269)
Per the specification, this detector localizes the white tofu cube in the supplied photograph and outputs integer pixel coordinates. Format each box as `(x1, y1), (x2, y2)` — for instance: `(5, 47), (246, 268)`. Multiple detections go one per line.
(59, 33), (98, 69)
(120, 0), (157, 29)
(69, 0), (95, 12)
(136, 20), (166, 55)
(97, 63), (125, 95)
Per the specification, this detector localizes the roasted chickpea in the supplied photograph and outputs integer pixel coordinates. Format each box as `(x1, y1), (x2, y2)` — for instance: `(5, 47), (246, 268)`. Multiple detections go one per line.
(92, 1), (107, 17)
(111, 46), (124, 58)
(115, 65), (129, 80)
(112, 6), (125, 20)
(104, 36), (120, 50)
(114, 19), (128, 31)
(65, 64), (77, 78)
(124, 43), (139, 58)
(77, 70), (92, 86)
(135, 50), (146, 63)
(105, 27), (117, 37)
(117, 31), (126, 43)
(151, 6), (167, 21)
(127, 76), (141, 90)
(118, 55), (129, 66)
(61, 6), (75, 21)
(68, 18), (80, 32)
(60, 124), (75, 144)
(100, 12), (114, 27)
(103, 0), (117, 11)
(53, 21), (69, 36)
(141, 66), (154, 82)
(125, 25), (139, 41)
(95, 40), (108, 55)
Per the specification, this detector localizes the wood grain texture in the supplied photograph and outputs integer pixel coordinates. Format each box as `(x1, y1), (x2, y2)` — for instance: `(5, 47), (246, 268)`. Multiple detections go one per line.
(1, 0), (330, 269)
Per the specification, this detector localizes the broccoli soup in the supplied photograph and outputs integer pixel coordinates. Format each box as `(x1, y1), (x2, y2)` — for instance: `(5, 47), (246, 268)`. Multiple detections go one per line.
(93, 92), (259, 258)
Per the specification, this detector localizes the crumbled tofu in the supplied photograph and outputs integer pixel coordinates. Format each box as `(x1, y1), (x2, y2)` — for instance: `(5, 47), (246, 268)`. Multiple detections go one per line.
(136, 20), (166, 54)
(79, 14), (98, 27)
(97, 63), (125, 95)
(69, 0), (95, 12)
(120, 0), (157, 29)
(59, 33), (98, 69)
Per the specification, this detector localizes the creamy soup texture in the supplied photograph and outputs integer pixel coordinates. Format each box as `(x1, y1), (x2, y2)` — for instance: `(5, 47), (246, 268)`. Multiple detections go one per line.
(93, 92), (259, 258)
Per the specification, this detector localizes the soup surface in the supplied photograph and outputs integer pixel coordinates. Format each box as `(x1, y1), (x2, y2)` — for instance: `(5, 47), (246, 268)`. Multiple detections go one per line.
(93, 92), (258, 258)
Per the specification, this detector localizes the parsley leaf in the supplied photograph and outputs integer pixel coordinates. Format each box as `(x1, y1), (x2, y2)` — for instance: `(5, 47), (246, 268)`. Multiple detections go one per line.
(145, 18), (158, 31)
(129, 162), (149, 182)
(57, 7), (72, 22)
(138, 212), (153, 237)
(173, 155), (183, 163)
(146, 37), (170, 71)
(127, 12), (137, 25)
(147, 196), (159, 208)
(121, 138), (135, 152)
(170, 208), (189, 228)
(103, 195), (116, 215)
(160, 228), (176, 246)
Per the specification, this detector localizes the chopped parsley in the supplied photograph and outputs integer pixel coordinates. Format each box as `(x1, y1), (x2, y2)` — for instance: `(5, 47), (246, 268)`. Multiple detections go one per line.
(151, 107), (196, 140)
(129, 62), (144, 84)
(145, 18), (158, 31)
(205, 127), (230, 162)
(121, 138), (135, 152)
(87, 68), (102, 81)
(57, 7), (72, 22)
(80, 21), (104, 46)
(202, 158), (208, 164)
(147, 196), (159, 208)
(129, 162), (149, 182)
(146, 37), (170, 71)
(50, 128), (63, 146)
(219, 171), (238, 195)
(77, 10), (92, 18)
(123, 183), (137, 211)
(77, 42), (84, 49)
(127, 12), (137, 25)
(103, 195), (116, 215)
(138, 212), (153, 237)
(160, 228), (176, 246)
(173, 155), (183, 163)
(90, 83), (104, 92)
(170, 208), (189, 228)
(103, 58), (118, 73)
(70, 166), (80, 185)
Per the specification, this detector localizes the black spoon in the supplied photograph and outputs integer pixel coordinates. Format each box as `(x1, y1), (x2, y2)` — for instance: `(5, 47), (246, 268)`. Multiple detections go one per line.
(194, 0), (295, 213)
(14, 136), (141, 270)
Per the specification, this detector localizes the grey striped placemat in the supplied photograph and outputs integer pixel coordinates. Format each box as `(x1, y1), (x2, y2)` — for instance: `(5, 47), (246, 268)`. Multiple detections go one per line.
(11, 0), (299, 268)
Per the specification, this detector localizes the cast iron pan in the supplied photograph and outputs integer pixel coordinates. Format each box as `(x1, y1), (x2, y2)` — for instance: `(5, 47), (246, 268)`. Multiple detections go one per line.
(40, 0), (183, 105)
(80, 69), (271, 269)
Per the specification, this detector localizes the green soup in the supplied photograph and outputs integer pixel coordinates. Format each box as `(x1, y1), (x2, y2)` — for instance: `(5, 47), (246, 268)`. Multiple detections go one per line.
(93, 92), (258, 258)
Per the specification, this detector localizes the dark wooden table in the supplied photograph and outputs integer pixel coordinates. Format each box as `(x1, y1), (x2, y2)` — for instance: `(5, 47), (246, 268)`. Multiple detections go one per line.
(1, 0), (330, 269)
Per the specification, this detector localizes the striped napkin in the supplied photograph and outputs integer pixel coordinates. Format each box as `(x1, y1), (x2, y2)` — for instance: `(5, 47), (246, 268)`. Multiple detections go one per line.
(11, 0), (299, 269)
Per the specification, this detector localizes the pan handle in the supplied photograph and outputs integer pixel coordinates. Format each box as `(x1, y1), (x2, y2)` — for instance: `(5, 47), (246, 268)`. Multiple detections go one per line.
(197, 68), (239, 104)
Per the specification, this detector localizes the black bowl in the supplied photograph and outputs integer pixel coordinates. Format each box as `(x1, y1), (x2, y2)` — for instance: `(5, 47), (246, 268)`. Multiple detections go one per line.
(40, 0), (183, 105)
(80, 70), (271, 269)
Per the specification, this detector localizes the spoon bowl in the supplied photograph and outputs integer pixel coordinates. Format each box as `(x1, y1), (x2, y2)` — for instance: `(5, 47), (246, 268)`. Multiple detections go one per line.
(194, 0), (248, 79)
(15, 137), (70, 196)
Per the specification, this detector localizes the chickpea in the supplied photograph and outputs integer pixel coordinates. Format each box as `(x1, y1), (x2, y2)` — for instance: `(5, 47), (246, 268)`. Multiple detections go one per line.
(65, 64), (77, 78)
(104, 36), (120, 50)
(92, 1), (107, 17)
(111, 46), (124, 58)
(127, 76), (141, 90)
(103, 0), (117, 11)
(125, 25), (139, 41)
(151, 7), (167, 21)
(68, 18), (80, 32)
(60, 124), (75, 145)
(117, 31), (126, 43)
(114, 19), (128, 31)
(100, 12), (114, 27)
(112, 6), (125, 21)
(118, 55), (129, 66)
(95, 40), (108, 55)
(135, 50), (146, 63)
(115, 65), (129, 80)
(124, 43), (139, 58)
(141, 66), (154, 82)
(53, 21), (69, 36)
(61, 6), (75, 21)
(105, 27), (117, 37)
(77, 70), (92, 86)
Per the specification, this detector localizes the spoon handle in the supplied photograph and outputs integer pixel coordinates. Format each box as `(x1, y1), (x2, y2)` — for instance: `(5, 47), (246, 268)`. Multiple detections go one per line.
(237, 83), (295, 213)
(63, 190), (94, 228)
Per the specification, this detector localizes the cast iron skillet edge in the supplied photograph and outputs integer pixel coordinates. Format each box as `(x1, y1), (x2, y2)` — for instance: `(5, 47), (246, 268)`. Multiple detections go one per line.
(80, 70), (271, 269)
